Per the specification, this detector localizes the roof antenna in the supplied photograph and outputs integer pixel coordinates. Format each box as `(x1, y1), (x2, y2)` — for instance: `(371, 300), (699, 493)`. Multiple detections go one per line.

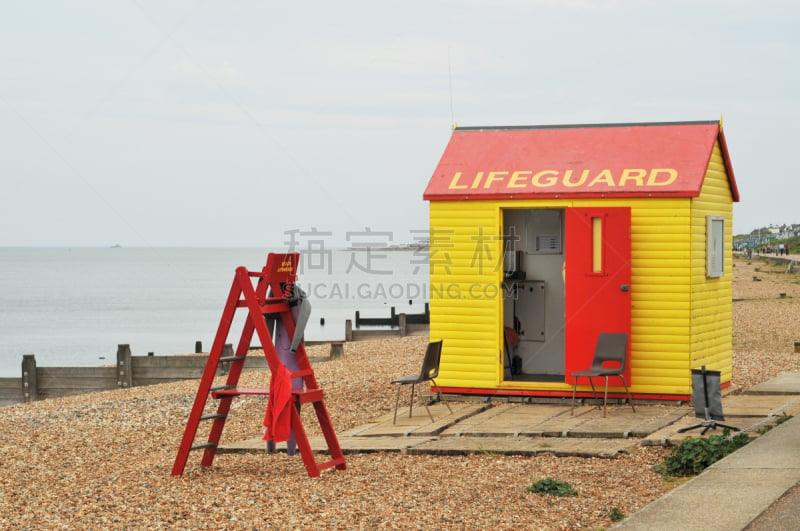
(448, 47), (457, 130)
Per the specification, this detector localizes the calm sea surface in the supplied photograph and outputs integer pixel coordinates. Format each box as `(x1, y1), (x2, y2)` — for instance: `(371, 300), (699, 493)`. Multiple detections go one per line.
(0, 247), (429, 377)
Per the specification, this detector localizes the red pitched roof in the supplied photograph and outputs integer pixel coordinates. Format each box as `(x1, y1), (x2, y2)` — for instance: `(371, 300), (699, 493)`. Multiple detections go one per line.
(423, 121), (739, 202)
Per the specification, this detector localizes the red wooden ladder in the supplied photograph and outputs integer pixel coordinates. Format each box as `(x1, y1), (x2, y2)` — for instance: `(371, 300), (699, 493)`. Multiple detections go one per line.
(171, 252), (347, 478)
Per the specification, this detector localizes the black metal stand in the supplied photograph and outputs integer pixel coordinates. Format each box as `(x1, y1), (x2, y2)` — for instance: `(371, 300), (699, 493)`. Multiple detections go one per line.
(678, 366), (740, 435)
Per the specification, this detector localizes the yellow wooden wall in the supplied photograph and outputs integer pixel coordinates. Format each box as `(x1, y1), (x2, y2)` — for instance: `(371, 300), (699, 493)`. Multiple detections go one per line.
(429, 150), (734, 397)
(688, 140), (734, 383)
(429, 202), (503, 389)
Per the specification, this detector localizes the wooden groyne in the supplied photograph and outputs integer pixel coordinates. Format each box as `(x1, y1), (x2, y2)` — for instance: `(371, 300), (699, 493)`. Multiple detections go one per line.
(0, 344), (267, 407)
(0, 317), (429, 406)
(354, 303), (429, 327)
(346, 305), (429, 342)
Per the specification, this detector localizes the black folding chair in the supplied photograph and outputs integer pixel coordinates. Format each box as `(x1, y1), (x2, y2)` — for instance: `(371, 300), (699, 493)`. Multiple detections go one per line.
(391, 340), (453, 424)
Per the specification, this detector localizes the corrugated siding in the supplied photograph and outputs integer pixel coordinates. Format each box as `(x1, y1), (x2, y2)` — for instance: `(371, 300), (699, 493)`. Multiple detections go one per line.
(429, 201), (503, 388)
(626, 198), (693, 395)
(689, 140), (734, 383)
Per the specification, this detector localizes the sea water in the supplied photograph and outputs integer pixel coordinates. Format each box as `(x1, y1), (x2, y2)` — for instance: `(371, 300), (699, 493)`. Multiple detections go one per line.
(0, 247), (429, 377)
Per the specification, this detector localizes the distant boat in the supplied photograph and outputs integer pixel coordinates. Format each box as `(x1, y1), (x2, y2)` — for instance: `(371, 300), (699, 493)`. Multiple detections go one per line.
(110, 244), (121, 248)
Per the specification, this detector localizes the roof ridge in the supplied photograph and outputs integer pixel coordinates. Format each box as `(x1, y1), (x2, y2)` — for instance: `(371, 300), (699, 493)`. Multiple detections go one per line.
(455, 120), (719, 132)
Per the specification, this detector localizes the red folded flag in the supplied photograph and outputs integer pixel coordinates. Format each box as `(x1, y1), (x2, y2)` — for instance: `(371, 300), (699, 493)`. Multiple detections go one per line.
(263, 364), (293, 443)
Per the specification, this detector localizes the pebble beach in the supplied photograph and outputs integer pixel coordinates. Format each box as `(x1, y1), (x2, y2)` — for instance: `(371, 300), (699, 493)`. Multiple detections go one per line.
(1, 254), (799, 530)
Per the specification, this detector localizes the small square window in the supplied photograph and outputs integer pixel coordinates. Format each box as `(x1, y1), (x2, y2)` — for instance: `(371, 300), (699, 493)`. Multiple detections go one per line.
(706, 217), (725, 278)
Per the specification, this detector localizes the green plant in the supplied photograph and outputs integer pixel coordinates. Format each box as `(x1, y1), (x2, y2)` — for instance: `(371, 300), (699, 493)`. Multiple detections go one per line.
(654, 429), (751, 476)
(609, 507), (625, 522)
(758, 413), (795, 434)
(525, 478), (577, 497)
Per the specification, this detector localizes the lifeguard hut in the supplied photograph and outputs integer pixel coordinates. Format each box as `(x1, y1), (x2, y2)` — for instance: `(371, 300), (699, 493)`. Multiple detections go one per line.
(423, 120), (739, 400)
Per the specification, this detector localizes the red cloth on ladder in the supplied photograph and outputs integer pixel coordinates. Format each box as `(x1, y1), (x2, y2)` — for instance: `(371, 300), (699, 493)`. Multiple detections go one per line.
(263, 364), (293, 443)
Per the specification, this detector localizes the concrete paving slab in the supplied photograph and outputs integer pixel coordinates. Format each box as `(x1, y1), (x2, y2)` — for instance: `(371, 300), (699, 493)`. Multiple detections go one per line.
(340, 420), (384, 437)
(354, 403), (487, 437)
(438, 402), (518, 436)
(563, 407), (646, 438)
(711, 415), (766, 432)
(406, 436), (634, 458)
(747, 372), (800, 394)
(641, 413), (709, 446)
(441, 403), (567, 436)
(311, 436), (436, 453)
(623, 406), (690, 437)
(220, 435), (439, 454)
(520, 407), (598, 436)
(642, 414), (766, 446)
(775, 400), (800, 417)
(723, 393), (800, 416)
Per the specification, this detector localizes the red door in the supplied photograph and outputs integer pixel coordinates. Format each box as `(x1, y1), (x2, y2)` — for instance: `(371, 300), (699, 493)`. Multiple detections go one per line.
(564, 207), (632, 386)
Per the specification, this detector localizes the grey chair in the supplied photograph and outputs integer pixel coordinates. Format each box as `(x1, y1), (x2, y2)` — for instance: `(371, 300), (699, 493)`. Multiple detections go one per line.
(570, 332), (635, 416)
(391, 340), (453, 424)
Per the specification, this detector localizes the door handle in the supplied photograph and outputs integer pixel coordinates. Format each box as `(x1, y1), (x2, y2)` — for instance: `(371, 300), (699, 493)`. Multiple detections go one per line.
(620, 284), (630, 292)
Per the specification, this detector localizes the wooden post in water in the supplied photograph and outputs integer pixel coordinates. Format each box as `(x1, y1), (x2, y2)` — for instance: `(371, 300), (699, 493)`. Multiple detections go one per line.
(117, 344), (133, 388)
(21, 354), (38, 403)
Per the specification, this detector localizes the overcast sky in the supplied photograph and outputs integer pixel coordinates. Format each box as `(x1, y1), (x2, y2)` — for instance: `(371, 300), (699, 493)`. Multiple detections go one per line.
(1, 0), (796, 248)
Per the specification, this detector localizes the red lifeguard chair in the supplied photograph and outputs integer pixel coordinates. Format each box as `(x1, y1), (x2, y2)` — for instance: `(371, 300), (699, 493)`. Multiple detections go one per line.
(171, 253), (346, 477)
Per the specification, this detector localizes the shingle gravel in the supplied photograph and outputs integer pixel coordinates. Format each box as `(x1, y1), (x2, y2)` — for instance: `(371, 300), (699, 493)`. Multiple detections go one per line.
(0, 254), (796, 530)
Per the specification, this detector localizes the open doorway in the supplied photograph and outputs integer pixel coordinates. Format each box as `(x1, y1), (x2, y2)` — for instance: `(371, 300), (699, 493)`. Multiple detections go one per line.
(502, 209), (566, 382)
